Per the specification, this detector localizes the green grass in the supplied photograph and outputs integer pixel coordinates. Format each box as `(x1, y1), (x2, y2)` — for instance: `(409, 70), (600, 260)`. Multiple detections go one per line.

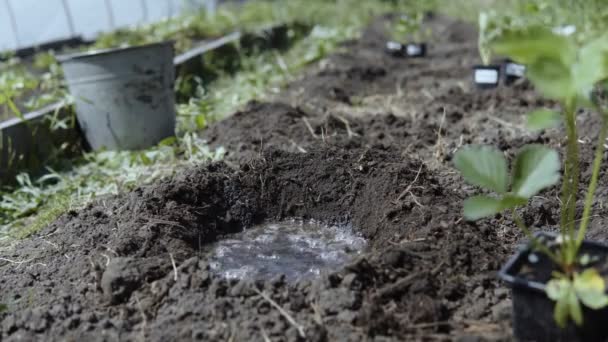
(0, 0), (426, 242)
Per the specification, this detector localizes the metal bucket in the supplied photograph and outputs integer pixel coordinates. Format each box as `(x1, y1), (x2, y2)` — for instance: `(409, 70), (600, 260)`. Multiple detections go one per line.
(58, 42), (176, 150)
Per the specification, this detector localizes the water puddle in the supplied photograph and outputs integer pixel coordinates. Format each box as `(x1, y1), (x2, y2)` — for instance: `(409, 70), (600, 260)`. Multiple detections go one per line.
(209, 220), (367, 282)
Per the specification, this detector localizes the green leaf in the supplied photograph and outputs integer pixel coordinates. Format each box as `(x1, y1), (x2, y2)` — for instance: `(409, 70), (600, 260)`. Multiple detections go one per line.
(0, 303), (6, 313)
(158, 136), (177, 146)
(554, 294), (570, 328)
(490, 26), (577, 100)
(453, 145), (508, 194)
(526, 109), (561, 131)
(492, 27), (576, 66)
(573, 33), (608, 98)
(195, 114), (207, 129)
(575, 269), (605, 292)
(547, 278), (569, 301)
(501, 194), (529, 208)
(574, 269), (608, 310)
(568, 288), (583, 326)
(512, 145), (560, 198)
(463, 196), (502, 221)
(139, 153), (152, 166)
(577, 289), (608, 311)
(526, 56), (574, 100)
(548, 278), (574, 328)
(463, 195), (527, 221)
(5, 96), (25, 121)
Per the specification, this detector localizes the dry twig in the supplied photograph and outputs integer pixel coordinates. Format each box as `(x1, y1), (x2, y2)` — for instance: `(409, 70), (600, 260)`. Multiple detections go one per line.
(253, 288), (305, 338)
(434, 108), (447, 160)
(395, 165), (424, 202)
(259, 324), (272, 342)
(169, 252), (178, 282)
(302, 117), (319, 139)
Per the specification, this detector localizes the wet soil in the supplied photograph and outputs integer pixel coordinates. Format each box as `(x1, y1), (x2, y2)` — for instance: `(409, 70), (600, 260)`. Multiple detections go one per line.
(3, 13), (608, 342)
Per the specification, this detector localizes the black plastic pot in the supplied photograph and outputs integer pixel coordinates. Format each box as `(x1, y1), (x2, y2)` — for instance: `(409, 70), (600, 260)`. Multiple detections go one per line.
(473, 65), (500, 89)
(499, 232), (608, 342)
(503, 59), (526, 85)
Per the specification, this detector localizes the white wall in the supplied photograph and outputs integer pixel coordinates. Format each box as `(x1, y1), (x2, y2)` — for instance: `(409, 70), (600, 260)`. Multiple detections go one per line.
(9, 0), (72, 47)
(66, 0), (112, 40)
(0, 0), (208, 51)
(0, 4), (17, 51)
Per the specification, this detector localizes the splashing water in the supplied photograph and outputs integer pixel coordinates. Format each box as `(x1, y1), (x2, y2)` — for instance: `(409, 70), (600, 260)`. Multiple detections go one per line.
(209, 220), (367, 282)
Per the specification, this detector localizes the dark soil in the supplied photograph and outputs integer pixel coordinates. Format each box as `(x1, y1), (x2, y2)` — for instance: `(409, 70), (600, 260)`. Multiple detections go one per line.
(3, 13), (608, 342)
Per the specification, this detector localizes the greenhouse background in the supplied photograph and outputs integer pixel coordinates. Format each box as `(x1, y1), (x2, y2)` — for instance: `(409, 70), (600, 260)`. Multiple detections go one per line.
(0, 0), (216, 52)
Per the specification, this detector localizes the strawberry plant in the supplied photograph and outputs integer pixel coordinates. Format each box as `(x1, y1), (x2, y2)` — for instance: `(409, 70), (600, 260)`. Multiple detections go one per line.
(455, 26), (608, 330)
(389, 12), (429, 44)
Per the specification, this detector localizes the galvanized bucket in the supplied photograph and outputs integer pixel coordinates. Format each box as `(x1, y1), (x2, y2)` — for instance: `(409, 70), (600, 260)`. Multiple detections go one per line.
(58, 41), (176, 150)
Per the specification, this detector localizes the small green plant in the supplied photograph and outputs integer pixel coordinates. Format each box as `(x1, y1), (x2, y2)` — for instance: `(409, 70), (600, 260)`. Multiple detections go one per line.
(389, 11), (430, 44)
(0, 61), (39, 121)
(477, 11), (496, 65)
(455, 26), (608, 327)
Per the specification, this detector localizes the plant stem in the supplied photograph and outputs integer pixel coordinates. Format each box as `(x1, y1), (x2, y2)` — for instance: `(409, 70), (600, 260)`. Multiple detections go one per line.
(575, 109), (608, 252)
(560, 102), (579, 254)
(512, 209), (561, 265)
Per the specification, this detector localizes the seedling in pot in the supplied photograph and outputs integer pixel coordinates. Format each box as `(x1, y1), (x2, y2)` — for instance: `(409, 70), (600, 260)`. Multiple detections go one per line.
(385, 13), (429, 58)
(454, 26), (608, 340)
(473, 12), (501, 89)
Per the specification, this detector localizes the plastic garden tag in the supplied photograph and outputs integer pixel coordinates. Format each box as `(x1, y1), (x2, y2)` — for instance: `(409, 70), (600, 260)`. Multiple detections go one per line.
(385, 41), (404, 56)
(473, 66), (500, 88)
(505, 62), (526, 78)
(504, 60), (526, 85)
(405, 43), (426, 57)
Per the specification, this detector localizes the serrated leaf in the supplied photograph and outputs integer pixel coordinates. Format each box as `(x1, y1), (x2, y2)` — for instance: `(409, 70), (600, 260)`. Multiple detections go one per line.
(573, 33), (608, 98)
(527, 56), (575, 100)
(512, 145), (560, 198)
(574, 269), (608, 310)
(492, 26), (576, 66)
(454, 145), (508, 194)
(575, 269), (605, 291)
(577, 289), (608, 310)
(526, 109), (561, 131)
(463, 195), (527, 221)
(463, 196), (502, 221)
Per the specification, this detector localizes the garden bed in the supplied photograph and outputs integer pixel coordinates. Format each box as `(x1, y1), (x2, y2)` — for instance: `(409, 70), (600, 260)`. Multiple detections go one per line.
(2, 12), (608, 342)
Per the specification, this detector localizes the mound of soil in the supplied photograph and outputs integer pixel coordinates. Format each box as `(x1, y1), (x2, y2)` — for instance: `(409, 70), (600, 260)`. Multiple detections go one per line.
(0, 147), (507, 341)
(3, 12), (608, 342)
